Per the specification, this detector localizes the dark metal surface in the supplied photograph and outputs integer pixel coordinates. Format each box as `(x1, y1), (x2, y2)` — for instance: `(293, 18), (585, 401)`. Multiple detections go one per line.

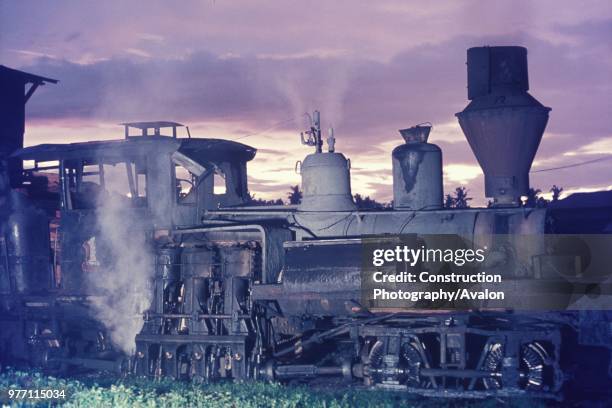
(0, 66), (57, 186)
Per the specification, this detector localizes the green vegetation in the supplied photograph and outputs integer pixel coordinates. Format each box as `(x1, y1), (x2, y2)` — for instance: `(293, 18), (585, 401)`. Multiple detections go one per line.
(0, 370), (547, 407)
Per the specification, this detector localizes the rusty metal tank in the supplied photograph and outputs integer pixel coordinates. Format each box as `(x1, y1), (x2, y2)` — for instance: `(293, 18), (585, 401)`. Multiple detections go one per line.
(456, 46), (551, 207)
(392, 124), (443, 210)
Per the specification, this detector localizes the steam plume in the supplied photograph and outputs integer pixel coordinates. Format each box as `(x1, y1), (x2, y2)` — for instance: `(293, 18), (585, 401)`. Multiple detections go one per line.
(275, 60), (353, 131)
(85, 195), (153, 354)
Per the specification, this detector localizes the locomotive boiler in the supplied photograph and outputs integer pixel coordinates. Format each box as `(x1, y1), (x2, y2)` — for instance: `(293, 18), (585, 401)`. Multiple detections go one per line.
(0, 46), (611, 401)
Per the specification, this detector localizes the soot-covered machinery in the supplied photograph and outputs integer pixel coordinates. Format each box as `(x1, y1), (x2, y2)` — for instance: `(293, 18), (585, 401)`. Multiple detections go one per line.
(0, 47), (611, 400)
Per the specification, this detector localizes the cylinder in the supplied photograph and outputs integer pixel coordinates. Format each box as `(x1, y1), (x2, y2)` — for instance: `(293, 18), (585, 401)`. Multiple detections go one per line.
(155, 246), (182, 314)
(5, 193), (51, 293)
(298, 152), (356, 212)
(392, 127), (443, 211)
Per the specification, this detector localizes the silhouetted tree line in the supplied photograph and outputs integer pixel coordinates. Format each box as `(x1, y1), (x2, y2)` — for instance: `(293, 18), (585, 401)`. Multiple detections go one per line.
(444, 187), (472, 208)
(485, 185), (564, 208)
(246, 185), (303, 206)
(521, 185), (564, 208)
(246, 192), (284, 206)
(248, 185), (391, 209)
(248, 184), (564, 209)
(353, 193), (392, 210)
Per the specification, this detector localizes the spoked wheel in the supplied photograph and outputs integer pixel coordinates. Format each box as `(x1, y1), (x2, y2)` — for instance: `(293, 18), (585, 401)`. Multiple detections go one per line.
(398, 340), (430, 388)
(520, 342), (549, 391)
(481, 341), (552, 391)
(366, 340), (385, 385)
(482, 342), (504, 390)
(365, 338), (430, 388)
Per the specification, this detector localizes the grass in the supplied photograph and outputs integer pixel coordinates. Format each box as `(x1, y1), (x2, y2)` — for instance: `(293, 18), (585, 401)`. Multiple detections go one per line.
(0, 370), (548, 407)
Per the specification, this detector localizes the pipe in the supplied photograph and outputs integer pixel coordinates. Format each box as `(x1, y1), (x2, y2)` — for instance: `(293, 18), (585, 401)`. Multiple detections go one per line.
(146, 313), (250, 319)
(419, 368), (499, 378)
(274, 364), (346, 379)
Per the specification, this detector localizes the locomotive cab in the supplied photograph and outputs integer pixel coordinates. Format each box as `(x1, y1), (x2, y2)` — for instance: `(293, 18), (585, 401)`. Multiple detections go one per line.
(0, 123), (257, 370)
(6, 125), (257, 292)
(13, 122), (256, 228)
(6, 123), (256, 296)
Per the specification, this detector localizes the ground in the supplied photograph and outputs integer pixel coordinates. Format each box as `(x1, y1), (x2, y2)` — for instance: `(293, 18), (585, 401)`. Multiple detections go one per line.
(0, 370), (551, 407)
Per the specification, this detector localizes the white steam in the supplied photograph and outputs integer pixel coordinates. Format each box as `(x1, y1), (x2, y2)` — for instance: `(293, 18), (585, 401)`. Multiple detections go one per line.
(274, 59), (353, 132)
(85, 196), (154, 355)
(275, 73), (306, 128)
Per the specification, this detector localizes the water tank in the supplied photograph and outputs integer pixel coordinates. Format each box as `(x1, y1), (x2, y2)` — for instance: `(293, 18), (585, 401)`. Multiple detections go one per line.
(298, 152), (356, 212)
(456, 46), (551, 207)
(5, 192), (51, 293)
(392, 124), (443, 210)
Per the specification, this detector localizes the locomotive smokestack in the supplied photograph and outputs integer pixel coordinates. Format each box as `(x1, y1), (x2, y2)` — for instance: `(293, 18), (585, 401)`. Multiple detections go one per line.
(455, 47), (551, 207)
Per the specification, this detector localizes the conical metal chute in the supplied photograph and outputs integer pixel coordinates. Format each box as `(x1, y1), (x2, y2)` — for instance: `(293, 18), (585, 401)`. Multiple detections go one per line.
(399, 123), (432, 144)
(456, 46), (551, 207)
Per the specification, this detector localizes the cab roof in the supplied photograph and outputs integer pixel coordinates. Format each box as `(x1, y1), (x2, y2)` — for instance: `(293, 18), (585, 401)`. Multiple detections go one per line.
(12, 137), (256, 164)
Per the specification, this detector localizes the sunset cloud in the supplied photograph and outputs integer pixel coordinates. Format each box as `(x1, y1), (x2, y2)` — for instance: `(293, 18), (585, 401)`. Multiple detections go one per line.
(3, 1), (611, 204)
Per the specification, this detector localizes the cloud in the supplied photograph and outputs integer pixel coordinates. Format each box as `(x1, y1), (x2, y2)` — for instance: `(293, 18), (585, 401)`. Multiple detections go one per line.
(444, 164), (483, 184)
(125, 48), (151, 58)
(572, 137), (612, 156)
(555, 18), (612, 47)
(7, 1), (612, 204)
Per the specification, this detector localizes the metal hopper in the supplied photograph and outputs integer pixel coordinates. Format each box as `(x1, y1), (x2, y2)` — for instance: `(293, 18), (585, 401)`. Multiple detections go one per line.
(456, 46), (551, 207)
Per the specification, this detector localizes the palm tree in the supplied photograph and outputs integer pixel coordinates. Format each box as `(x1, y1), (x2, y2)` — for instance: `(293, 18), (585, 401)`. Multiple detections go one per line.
(287, 185), (303, 205)
(524, 188), (549, 208)
(453, 187), (472, 208)
(444, 194), (455, 209)
(550, 185), (563, 202)
(353, 193), (385, 210)
(443, 187), (472, 208)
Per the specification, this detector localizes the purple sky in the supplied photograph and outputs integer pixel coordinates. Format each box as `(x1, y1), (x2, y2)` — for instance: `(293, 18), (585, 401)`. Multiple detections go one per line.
(2, 1), (611, 204)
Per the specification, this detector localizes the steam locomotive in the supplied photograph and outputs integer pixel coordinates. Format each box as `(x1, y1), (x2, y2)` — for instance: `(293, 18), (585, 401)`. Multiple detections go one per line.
(0, 47), (611, 401)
